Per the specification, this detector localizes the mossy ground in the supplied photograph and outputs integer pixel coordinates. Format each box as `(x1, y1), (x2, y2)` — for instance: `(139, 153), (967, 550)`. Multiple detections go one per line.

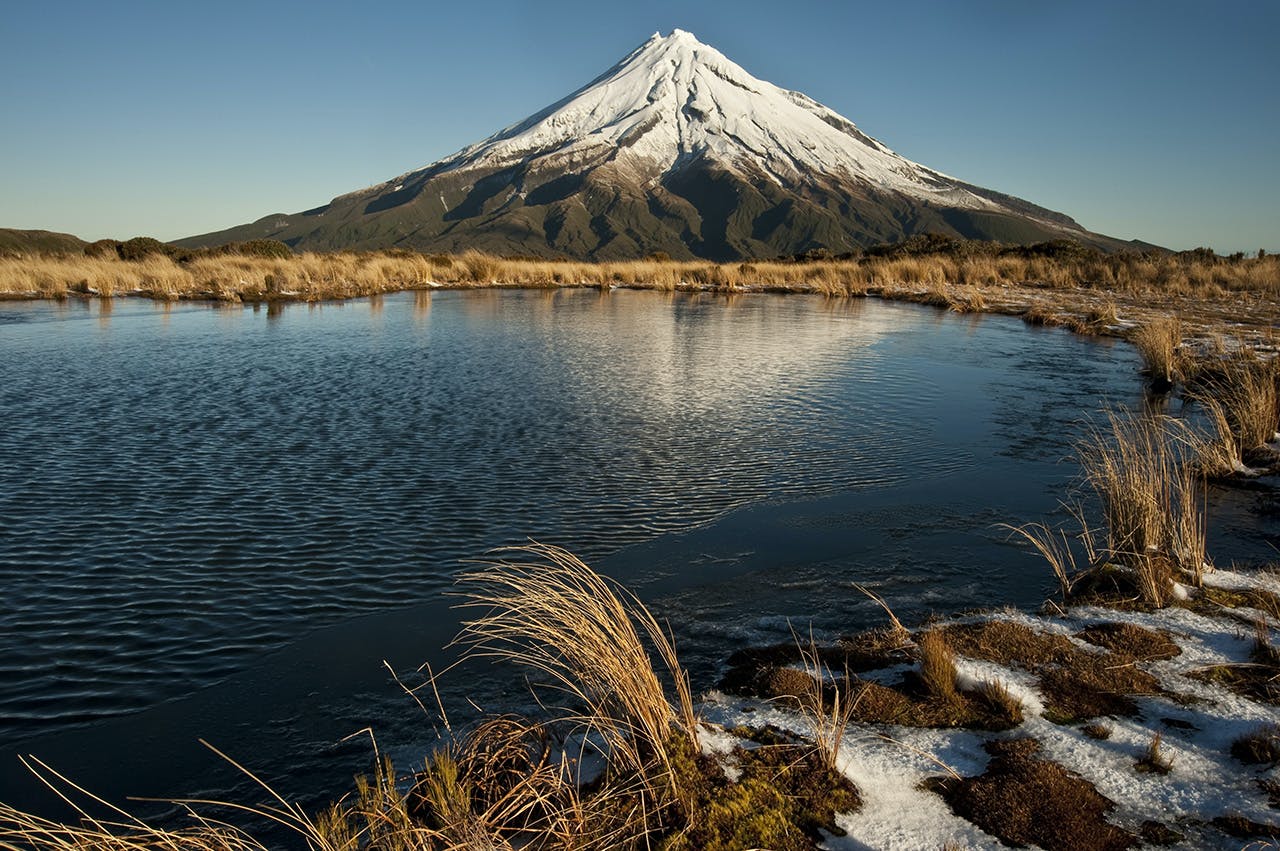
(940, 620), (1166, 723)
(659, 731), (859, 851)
(721, 617), (1180, 728)
(927, 738), (1138, 851)
(1188, 584), (1280, 619)
(720, 626), (1024, 731)
(1074, 622), (1182, 661)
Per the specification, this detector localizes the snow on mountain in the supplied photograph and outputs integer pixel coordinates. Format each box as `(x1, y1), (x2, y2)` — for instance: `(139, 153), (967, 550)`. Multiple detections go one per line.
(181, 30), (1128, 259)
(414, 30), (993, 211)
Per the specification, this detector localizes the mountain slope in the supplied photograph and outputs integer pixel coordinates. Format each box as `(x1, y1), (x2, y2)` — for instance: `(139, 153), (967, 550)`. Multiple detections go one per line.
(0, 228), (88, 257)
(181, 30), (1134, 259)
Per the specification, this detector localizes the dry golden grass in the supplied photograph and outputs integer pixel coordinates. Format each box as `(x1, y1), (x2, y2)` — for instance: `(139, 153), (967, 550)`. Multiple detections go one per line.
(1195, 359), (1280, 463)
(918, 630), (960, 705)
(1001, 521), (1085, 603)
(1196, 390), (1245, 478)
(452, 543), (698, 785)
(1079, 412), (1208, 602)
(1135, 732), (1173, 775)
(972, 679), (1024, 726)
(1008, 412), (1210, 608)
(1232, 723), (1280, 766)
(0, 748), (357, 851)
(1130, 316), (1183, 388)
(793, 629), (862, 772)
(4, 250), (1276, 307)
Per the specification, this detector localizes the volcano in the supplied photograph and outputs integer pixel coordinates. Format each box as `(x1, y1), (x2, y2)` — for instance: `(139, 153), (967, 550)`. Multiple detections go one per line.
(181, 30), (1137, 259)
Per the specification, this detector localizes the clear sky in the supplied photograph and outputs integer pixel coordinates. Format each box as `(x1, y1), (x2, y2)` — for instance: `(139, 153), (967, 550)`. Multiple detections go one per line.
(2, 0), (1276, 252)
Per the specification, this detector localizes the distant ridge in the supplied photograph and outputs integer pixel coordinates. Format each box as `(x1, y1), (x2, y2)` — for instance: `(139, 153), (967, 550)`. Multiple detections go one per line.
(180, 30), (1144, 260)
(0, 228), (88, 257)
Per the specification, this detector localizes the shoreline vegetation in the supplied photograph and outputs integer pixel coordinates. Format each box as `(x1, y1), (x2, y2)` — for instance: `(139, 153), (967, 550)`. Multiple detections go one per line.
(1, 235), (1278, 344)
(3, 237), (1280, 848)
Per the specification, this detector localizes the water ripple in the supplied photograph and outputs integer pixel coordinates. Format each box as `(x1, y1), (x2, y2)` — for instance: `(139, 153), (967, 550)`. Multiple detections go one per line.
(0, 291), (1139, 742)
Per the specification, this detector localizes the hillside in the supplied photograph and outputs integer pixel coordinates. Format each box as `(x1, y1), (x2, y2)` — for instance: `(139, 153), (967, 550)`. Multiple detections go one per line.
(0, 228), (88, 257)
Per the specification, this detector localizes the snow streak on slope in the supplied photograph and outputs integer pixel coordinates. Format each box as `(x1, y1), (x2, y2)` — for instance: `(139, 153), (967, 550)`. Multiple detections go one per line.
(183, 28), (1116, 256)
(397, 30), (999, 211)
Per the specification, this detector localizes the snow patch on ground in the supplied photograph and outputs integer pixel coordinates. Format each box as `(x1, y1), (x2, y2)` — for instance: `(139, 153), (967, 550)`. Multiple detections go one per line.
(694, 565), (1280, 849)
(953, 656), (1046, 717)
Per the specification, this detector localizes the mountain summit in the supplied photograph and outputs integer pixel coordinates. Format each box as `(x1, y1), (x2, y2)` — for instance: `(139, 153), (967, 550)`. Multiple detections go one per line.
(182, 30), (1131, 259)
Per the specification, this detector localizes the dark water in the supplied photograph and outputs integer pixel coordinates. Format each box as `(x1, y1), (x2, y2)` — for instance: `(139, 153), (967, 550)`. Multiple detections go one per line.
(0, 290), (1274, 824)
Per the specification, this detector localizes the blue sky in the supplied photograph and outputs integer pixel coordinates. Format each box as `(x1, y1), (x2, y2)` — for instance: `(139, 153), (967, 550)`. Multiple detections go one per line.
(2, 0), (1275, 252)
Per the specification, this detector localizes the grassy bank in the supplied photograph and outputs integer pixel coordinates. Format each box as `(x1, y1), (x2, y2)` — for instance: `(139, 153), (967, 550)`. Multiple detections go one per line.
(1, 248), (1277, 343)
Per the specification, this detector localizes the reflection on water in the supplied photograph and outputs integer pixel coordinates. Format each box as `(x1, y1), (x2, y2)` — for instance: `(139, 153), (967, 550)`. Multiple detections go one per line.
(0, 290), (946, 739)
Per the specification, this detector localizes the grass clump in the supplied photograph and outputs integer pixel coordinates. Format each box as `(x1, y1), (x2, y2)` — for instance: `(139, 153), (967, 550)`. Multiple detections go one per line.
(318, 755), (433, 850)
(454, 543), (699, 783)
(918, 630), (960, 705)
(1135, 732), (1173, 775)
(1082, 723), (1112, 740)
(972, 679), (1025, 726)
(1231, 724), (1280, 766)
(1079, 412), (1207, 602)
(1009, 411), (1210, 610)
(1130, 316), (1183, 390)
(1193, 357), (1280, 473)
(792, 630), (862, 773)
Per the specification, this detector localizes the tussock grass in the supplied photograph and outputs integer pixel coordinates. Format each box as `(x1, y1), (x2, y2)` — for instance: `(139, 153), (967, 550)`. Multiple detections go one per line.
(793, 629), (862, 772)
(1135, 732), (1173, 775)
(1008, 412), (1210, 610)
(918, 630), (960, 705)
(1253, 618), (1280, 666)
(1078, 412), (1209, 603)
(1232, 724), (1280, 766)
(1130, 316), (1183, 389)
(1194, 359), (1280, 467)
(972, 679), (1024, 726)
(453, 543), (698, 782)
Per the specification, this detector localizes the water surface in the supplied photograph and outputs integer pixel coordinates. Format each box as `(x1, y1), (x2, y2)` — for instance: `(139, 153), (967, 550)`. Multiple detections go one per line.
(1, 290), (1272, 819)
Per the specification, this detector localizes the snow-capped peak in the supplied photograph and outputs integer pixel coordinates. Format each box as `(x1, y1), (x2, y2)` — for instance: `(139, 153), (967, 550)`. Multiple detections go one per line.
(431, 29), (997, 210)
